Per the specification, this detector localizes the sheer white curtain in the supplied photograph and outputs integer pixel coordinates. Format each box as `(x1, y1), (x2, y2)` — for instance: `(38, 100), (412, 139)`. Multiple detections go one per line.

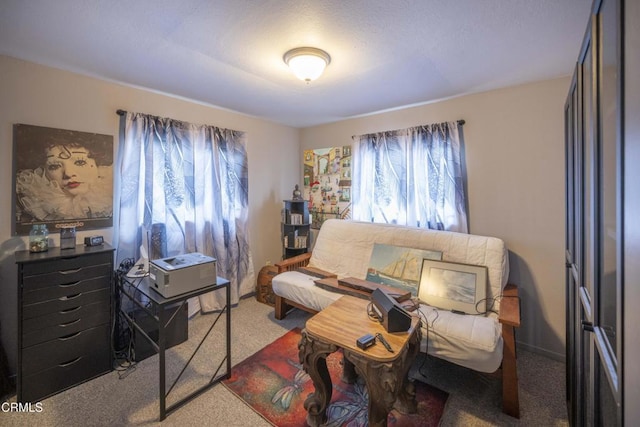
(114, 112), (255, 312)
(351, 121), (468, 233)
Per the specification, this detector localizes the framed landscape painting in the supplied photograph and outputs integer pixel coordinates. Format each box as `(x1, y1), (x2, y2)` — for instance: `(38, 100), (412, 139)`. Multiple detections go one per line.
(418, 260), (488, 314)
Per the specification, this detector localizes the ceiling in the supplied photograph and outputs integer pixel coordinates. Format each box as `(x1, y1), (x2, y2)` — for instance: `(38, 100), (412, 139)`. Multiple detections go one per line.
(0, 0), (592, 128)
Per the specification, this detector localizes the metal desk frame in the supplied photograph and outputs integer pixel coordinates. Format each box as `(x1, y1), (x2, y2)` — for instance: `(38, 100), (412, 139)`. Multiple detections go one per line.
(118, 275), (231, 421)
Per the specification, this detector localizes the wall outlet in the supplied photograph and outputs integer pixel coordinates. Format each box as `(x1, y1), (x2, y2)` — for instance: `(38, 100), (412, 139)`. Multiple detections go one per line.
(265, 260), (272, 266)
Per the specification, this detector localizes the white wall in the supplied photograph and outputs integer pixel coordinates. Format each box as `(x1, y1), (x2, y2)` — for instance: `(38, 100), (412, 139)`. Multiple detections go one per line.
(0, 55), (300, 372)
(301, 77), (570, 360)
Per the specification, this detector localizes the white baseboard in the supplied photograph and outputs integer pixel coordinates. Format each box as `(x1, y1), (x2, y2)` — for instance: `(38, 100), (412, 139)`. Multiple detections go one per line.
(517, 341), (566, 363)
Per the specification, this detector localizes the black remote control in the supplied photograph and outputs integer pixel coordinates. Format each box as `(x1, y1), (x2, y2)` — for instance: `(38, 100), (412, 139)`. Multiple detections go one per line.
(375, 333), (394, 353)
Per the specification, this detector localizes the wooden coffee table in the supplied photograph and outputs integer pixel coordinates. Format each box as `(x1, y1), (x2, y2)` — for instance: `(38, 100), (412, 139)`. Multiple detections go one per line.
(299, 295), (421, 427)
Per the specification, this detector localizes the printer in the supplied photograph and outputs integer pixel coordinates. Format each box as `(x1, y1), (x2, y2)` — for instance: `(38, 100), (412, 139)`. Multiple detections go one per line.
(149, 253), (217, 298)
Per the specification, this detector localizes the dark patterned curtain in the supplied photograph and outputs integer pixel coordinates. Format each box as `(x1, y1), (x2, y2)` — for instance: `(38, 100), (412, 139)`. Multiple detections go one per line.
(114, 112), (254, 311)
(352, 121), (468, 233)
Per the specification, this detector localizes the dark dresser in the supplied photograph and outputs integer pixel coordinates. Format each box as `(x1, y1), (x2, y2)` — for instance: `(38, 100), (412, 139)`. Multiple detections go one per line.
(15, 244), (114, 402)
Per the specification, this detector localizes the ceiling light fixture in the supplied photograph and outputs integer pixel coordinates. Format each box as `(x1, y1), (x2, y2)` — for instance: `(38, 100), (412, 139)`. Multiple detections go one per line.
(283, 47), (331, 83)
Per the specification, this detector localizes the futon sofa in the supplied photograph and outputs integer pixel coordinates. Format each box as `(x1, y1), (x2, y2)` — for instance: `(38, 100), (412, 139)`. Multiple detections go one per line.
(271, 219), (521, 417)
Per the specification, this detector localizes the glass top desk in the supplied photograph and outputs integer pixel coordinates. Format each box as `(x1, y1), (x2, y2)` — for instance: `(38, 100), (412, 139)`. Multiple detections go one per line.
(118, 275), (231, 421)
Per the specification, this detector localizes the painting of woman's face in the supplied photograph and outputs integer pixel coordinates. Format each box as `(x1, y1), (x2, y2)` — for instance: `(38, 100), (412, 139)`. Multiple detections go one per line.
(14, 123), (114, 234)
(45, 145), (99, 196)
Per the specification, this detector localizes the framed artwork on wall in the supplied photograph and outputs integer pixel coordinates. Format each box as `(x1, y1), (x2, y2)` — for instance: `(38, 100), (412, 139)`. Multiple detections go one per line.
(303, 146), (352, 229)
(418, 259), (488, 314)
(13, 124), (114, 235)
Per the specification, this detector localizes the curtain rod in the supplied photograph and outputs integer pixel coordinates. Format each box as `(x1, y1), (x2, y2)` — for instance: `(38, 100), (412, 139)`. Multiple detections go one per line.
(117, 108), (464, 126)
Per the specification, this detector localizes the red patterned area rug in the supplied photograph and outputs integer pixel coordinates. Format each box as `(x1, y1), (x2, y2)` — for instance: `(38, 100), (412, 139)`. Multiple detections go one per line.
(223, 328), (448, 426)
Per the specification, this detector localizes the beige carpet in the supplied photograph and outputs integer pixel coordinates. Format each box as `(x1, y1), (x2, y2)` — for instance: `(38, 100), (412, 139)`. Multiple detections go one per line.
(2, 296), (568, 426)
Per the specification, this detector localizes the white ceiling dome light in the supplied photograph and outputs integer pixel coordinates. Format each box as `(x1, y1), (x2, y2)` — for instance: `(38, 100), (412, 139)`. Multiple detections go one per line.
(283, 47), (331, 83)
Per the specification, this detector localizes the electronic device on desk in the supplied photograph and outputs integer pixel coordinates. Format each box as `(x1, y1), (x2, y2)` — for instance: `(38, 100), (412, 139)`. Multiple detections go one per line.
(126, 245), (150, 279)
(149, 252), (217, 298)
(371, 288), (412, 333)
(84, 235), (104, 246)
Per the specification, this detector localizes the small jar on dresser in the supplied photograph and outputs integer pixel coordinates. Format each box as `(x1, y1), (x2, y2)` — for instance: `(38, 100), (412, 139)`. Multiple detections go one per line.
(15, 243), (114, 402)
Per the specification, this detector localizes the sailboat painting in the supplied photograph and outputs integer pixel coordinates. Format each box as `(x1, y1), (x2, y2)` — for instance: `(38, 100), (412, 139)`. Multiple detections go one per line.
(365, 244), (442, 296)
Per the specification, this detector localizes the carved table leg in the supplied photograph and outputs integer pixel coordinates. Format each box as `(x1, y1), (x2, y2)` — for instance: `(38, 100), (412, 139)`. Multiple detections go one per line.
(343, 328), (420, 427)
(343, 351), (397, 427)
(298, 329), (337, 427)
(392, 328), (421, 414)
(342, 354), (358, 384)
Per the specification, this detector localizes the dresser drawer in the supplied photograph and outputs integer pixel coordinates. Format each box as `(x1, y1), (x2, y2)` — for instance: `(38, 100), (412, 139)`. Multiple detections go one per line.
(22, 324), (110, 374)
(22, 301), (110, 334)
(23, 288), (110, 320)
(22, 275), (110, 305)
(22, 263), (112, 292)
(20, 252), (113, 277)
(21, 348), (111, 402)
(22, 309), (110, 348)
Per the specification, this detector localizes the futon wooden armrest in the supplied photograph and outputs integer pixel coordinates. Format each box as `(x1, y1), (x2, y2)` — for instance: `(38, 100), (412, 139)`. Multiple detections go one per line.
(499, 283), (521, 418)
(275, 252), (312, 273)
(498, 284), (520, 327)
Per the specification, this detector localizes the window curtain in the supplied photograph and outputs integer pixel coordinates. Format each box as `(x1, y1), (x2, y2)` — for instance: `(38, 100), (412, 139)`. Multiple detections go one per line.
(351, 121), (468, 233)
(114, 112), (255, 312)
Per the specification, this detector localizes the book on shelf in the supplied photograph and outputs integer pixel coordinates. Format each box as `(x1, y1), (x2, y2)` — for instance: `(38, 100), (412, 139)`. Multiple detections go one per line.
(290, 213), (303, 224)
(282, 209), (306, 225)
(295, 235), (307, 248)
(284, 231), (307, 249)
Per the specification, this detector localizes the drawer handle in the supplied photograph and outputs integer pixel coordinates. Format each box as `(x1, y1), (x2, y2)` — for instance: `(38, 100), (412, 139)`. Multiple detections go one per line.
(60, 306), (81, 314)
(59, 281), (80, 288)
(59, 318), (81, 327)
(59, 331), (82, 341)
(59, 357), (82, 368)
(59, 293), (82, 301)
(59, 268), (82, 275)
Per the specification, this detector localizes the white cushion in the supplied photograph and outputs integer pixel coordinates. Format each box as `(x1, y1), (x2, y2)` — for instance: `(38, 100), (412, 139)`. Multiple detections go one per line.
(417, 305), (503, 372)
(272, 271), (342, 312)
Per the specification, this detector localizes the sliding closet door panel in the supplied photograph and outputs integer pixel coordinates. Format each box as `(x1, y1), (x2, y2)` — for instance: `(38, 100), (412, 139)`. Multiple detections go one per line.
(596, 351), (619, 424)
(579, 31), (596, 426)
(595, 0), (621, 423)
(623, 0), (640, 421)
(582, 329), (594, 427)
(573, 86), (580, 263)
(597, 0), (619, 360)
(567, 0), (627, 423)
(564, 79), (579, 423)
(581, 34), (595, 319)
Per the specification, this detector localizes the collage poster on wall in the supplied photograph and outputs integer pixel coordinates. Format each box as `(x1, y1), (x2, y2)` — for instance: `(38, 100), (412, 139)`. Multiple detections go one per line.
(303, 146), (352, 229)
(13, 124), (114, 235)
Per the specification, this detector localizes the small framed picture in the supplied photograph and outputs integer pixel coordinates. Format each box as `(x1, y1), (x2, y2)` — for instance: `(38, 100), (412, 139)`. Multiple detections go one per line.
(418, 260), (488, 314)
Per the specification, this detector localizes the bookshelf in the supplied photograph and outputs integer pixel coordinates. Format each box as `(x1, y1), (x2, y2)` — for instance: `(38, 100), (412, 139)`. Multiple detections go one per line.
(281, 199), (310, 259)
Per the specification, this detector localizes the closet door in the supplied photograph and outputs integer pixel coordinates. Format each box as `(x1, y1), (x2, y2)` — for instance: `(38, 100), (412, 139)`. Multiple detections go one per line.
(593, 0), (621, 423)
(578, 11), (597, 426)
(564, 72), (578, 425)
(565, 0), (622, 424)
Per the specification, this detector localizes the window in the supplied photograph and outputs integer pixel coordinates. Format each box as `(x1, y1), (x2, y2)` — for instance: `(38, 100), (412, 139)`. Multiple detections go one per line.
(115, 112), (254, 311)
(351, 121), (468, 233)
